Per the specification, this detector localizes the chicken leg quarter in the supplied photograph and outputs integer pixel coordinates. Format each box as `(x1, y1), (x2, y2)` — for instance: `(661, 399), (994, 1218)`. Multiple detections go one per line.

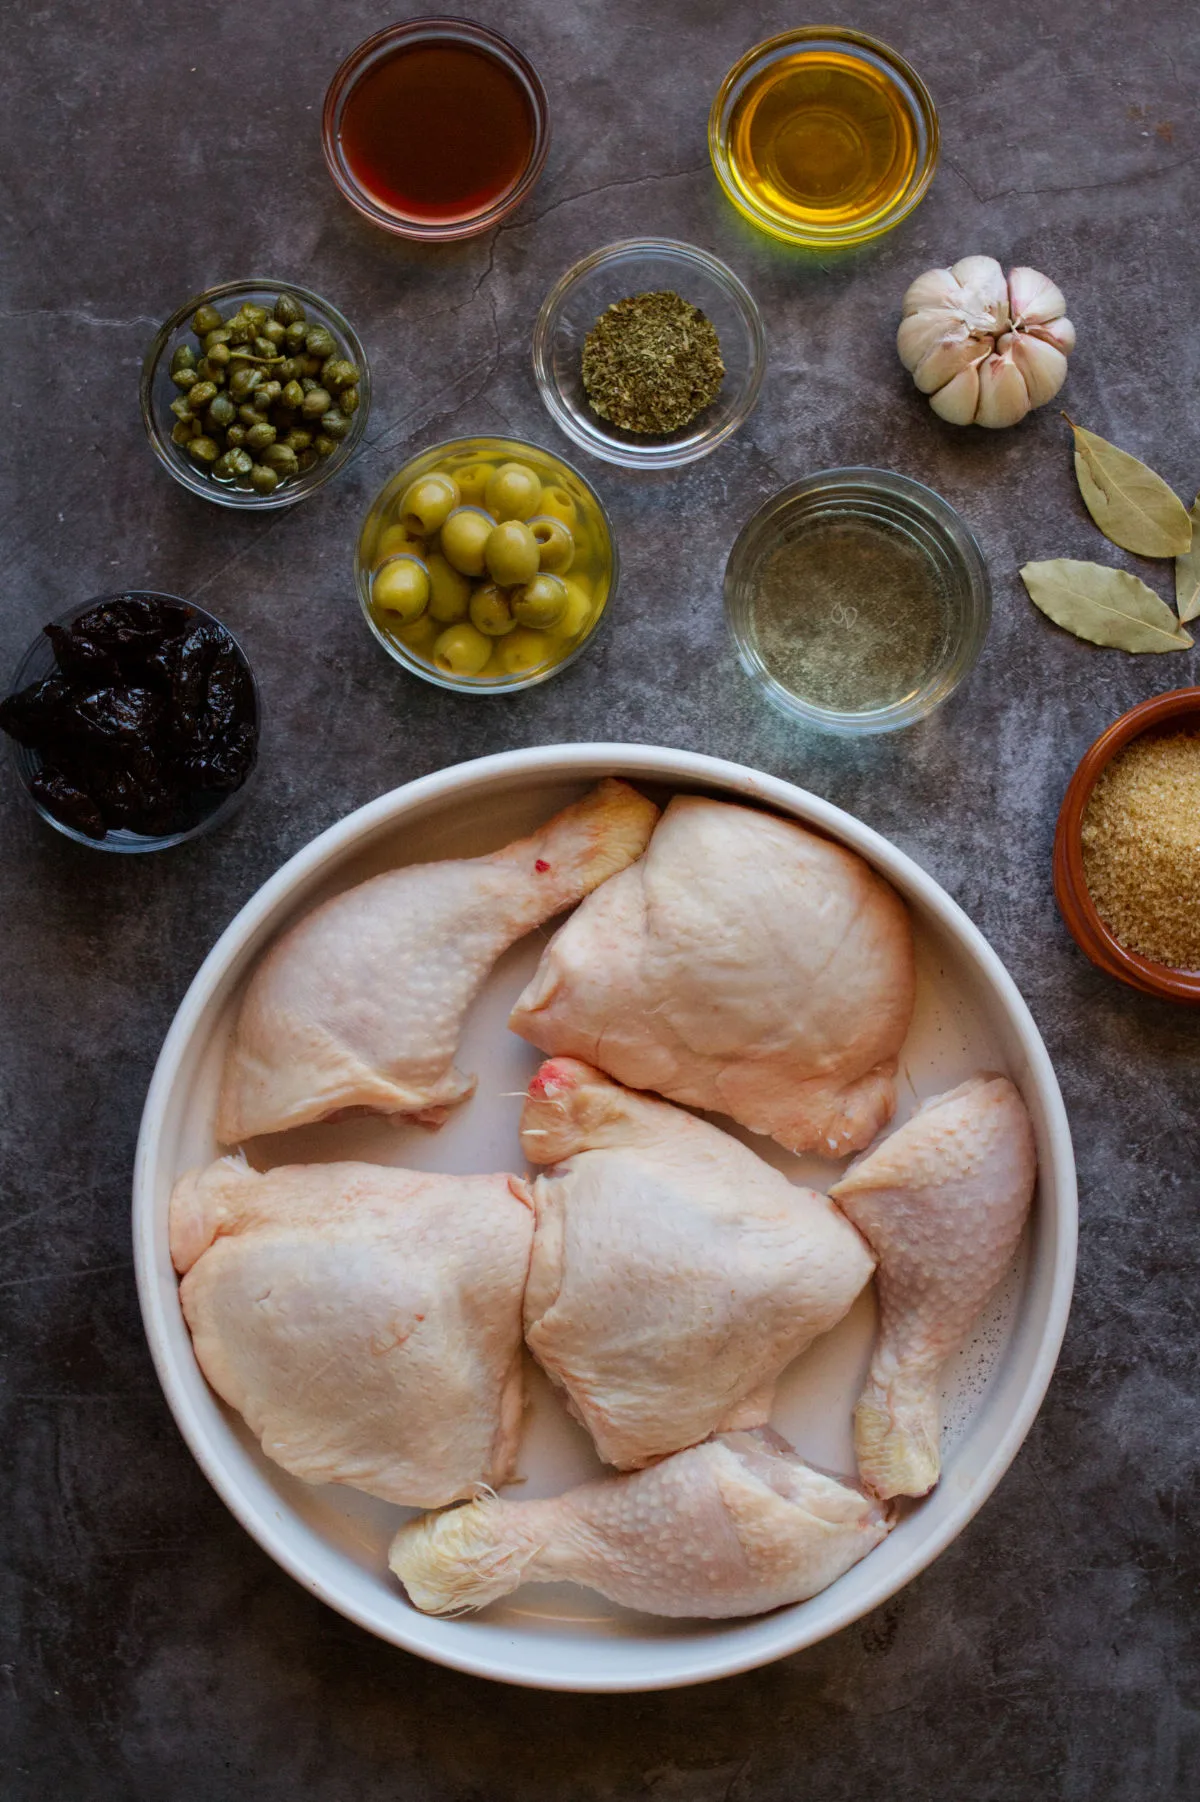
(390, 1430), (891, 1619)
(830, 1075), (1037, 1499)
(510, 795), (916, 1156)
(217, 778), (658, 1142)
(519, 1058), (875, 1467)
(170, 1156), (533, 1507)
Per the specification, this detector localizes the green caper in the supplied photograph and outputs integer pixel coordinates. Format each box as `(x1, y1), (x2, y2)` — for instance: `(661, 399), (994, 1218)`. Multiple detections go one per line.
(262, 319), (286, 346)
(187, 434), (220, 464)
(191, 303), (223, 336)
(277, 358), (302, 383)
(206, 341), (231, 368)
(187, 380), (218, 413)
(229, 366), (263, 402)
(207, 392), (237, 429)
(305, 325), (336, 359)
(171, 364), (198, 391)
(203, 328), (232, 352)
(256, 380), (282, 409)
(226, 317), (255, 346)
(169, 395), (193, 422)
(321, 357), (359, 390)
(170, 344), (196, 376)
(314, 434), (337, 457)
(300, 376), (318, 394)
(237, 402), (267, 426)
(241, 302), (269, 329)
(339, 384), (360, 415)
(226, 423), (248, 447)
(299, 354), (323, 377)
(245, 421), (276, 451)
(284, 428), (313, 453)
(300, 386), (331, 419)
(281, 380), (304, 410)
(214, 448), (254, 481)
(250, 463), (280, 494)
(273, 292), (306, 327)
(193, 357), (223, 384)
(250, 336), (276, 360)
(297, 448), (318, 472)
(262, 443), (299, 474)
(284, 320), (308, 352)
(171, 420), (197, 446)
(319, 409), (351, 442)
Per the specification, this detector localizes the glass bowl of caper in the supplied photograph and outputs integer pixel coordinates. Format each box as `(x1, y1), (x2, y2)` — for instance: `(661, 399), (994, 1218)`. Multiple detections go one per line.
(141, 279), (370, 509)
(355, 437), (617, 692)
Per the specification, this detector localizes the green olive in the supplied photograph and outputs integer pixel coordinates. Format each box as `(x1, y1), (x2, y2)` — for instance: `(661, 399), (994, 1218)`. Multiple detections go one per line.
(557, 576), (595, 639)
(273, 292), (307, 327)
(500, 627), (555, 676)
(528, 515), (575, 575)
(469, 583), (517, 636)
(537, 482), (577, 528)
(449, 460), (493, 505)
(191, 303), (224, 337)
(485, 519), (540, 588)
(376, 523), (424, 561)
(373, 554), (431, 623)
(300, 386), (332, 419)
(425, 552), (472, 624)
(511, 572), (568, 630)
(250, 463), (280, 494)
(440, 506), (496, 577)
(485, 461), (542, 522)
(399, 472), (460, 535)
(434, 622), (492, 678)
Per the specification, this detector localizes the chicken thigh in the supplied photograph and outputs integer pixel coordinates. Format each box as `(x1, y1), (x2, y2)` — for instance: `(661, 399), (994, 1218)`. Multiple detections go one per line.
(519, 1058), (875, 1467)
(390, 1429), (890, 1618)
(170, 1156), (533, 1507)
(830, 1075), (1037, 1499)
(509, 796), (915, 1157)
(217, 778), (658, 1143)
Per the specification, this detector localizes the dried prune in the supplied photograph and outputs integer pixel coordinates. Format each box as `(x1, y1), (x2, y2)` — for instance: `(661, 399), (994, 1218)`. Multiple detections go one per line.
(72, 596), (191, 658)
(43, 624), (120, 686)
(204, 642), (255, 737)
(0, 675), (75, 750)
(30, 769), (107, 840)
(72, 686), (165, 745)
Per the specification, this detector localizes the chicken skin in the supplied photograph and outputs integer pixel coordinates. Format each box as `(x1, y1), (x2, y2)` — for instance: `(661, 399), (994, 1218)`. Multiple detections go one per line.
(509, 796), (915, 1157)
(390, 1429), (891, 1618)
(170, 1157), (533, 1508)
(518, 1059), (875, 1468)
(830, 1075), (1037, 1499)
(217, 778), (658, 1143)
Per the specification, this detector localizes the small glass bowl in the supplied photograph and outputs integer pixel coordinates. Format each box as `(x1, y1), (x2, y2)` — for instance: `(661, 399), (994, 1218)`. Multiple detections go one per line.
(140, 279), (369, 510)
(532, 239), (765, 470)
(5, 594), (260, 853)
(322, 18), (550, 242)
(724, 468), (990, 736)
(1054, 687), (1200, 1004)
(709, 27), (939, 248)
(355, 436), (617, 694)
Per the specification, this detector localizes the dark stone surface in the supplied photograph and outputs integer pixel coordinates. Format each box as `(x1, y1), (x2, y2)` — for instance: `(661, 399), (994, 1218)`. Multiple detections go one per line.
(2, 0), (1198, 1795)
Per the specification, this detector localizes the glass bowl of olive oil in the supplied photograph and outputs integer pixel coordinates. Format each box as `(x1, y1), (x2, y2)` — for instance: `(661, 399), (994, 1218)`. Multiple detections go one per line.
(709, 28), (938, 247)
(724, 469), (990, 736)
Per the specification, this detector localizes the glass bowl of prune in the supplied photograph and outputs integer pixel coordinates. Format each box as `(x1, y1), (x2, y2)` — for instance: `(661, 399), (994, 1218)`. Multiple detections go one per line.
(1, 592), (260, 852)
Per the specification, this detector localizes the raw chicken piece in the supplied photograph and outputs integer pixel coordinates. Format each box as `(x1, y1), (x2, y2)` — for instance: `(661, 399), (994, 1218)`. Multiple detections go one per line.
(390, 1429), (891, 1618)
(170, 1156), (533, 1508)
(519, 1058), (875, 1467)
(217, 778), (658, 1143)
(509, 795), (915, 1157)
(830, 1075), (1037, 1500)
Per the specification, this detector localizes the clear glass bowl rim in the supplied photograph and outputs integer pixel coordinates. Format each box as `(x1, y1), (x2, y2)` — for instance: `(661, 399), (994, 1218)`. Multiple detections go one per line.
(140, 277), (370, 511)
(355, 435), (618, 695)
(6, 592), (262, 852)
(321, 17), (551, 242)
(531, 237), (767, 470)
(708, 25), (940, 247)
(723, 465), (991, 736)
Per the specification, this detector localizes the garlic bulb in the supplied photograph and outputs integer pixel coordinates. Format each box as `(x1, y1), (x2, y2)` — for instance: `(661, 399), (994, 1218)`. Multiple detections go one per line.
(898, 256), (1076, 429)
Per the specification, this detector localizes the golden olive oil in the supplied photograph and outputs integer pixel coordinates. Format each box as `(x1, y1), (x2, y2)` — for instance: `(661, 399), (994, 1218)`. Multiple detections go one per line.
(728, 49), (918, 235)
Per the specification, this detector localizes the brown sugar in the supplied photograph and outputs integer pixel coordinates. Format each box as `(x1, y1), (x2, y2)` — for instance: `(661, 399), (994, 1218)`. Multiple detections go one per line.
(1081, 730), (1200, 970)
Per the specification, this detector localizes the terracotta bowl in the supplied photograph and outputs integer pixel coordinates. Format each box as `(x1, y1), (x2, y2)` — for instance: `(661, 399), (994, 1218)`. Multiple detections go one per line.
(1053, 687), (1200, 1004)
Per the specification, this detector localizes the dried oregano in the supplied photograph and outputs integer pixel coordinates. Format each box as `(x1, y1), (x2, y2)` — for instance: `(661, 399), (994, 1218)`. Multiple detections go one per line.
(581, 291), (724, 435)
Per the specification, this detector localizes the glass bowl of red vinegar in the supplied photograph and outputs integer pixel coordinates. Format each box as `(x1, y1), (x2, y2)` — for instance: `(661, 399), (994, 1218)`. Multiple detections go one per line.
(322, 19), (550, 242)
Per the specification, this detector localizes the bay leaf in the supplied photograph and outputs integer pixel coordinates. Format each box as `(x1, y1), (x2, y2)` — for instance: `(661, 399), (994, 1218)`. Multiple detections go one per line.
(1067, 420), (1192, 557)
(1175, 495), (1200, 623)
(1021, 559), (1194, 652)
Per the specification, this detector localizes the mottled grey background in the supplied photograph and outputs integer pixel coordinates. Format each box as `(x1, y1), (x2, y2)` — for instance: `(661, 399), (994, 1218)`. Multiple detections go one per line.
(2, 0), (1198, 1795)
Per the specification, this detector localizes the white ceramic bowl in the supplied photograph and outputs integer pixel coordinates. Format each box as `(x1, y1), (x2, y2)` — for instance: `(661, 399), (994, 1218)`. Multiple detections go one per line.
(133, 746), (1076, 1692)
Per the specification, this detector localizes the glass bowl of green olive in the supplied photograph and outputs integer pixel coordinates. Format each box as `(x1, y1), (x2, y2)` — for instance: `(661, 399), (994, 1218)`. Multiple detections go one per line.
(355, 437), (618, 692)
(141, 279), (370, 509)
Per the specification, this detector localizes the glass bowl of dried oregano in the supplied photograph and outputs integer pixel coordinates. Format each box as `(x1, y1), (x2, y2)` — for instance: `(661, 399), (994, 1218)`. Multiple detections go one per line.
(532, 239), (766, 470)
(1054, 686), (1200, 1004)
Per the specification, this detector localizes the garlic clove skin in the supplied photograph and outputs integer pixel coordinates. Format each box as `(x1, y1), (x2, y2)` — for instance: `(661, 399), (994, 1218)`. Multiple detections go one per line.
(1026, 314), (1076, 355)
(896, 309), (959, 373)
(974, 349), (1033, 429)
(948, 255), (1011, 331)
(929, 363), (983, 426)
(900, 267), (964, 319)
(1008, 266), (1067, 327)
(1008, 333), (1069, 408)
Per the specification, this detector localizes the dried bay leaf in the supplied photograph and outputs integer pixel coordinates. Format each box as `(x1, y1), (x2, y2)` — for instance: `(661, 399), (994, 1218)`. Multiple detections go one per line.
(1176, 495), (1200, 623)
(1066, 419), (1192, 557)
(1021, 559), (1194, 652)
